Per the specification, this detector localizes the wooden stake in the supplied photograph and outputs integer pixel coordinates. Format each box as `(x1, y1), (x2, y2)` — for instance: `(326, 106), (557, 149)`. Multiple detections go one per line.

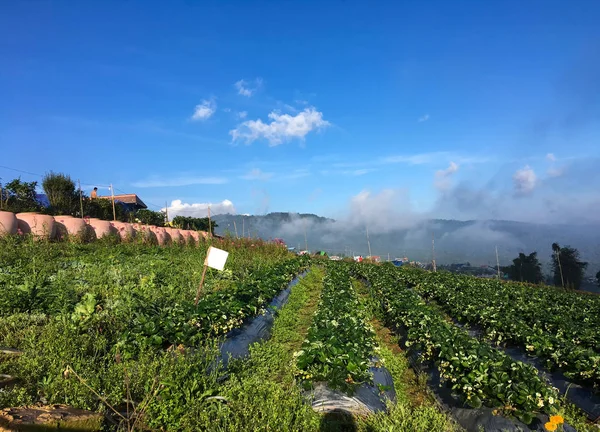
(78, 180), (84, 219)
(110, 184), (116, 221)
(194, 263), (208, 305)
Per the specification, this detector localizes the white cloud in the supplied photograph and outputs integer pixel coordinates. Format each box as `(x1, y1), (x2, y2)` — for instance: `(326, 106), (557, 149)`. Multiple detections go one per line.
(513, 165), (537, 194)
(345, 189), (419, 233)
(418, 114), (430, 122)
(547, 166), (565, 178)
(546, 153), (556, 162)
(434, 161), (459, 191)
(191, 99), (216, 121)
(237, 111), (248, 119)
(132, 175), (228, 188)
(241, 168), (273, 181)
(163, 199), (235, 220)
(235, 78), (262, 97)
(229, 107), (330, 146)
(284, 169), (311, 180)
(382, 152), (490, 166)
(382, 151), (450, 165)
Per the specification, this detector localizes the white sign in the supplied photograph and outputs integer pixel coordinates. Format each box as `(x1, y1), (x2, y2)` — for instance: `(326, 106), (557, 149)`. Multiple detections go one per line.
(205, 246), (229, 271)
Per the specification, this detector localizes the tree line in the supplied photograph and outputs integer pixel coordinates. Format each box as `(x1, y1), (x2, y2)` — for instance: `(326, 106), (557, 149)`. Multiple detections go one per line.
(0, 172), (216, 234)
(501, 244), (596, 290)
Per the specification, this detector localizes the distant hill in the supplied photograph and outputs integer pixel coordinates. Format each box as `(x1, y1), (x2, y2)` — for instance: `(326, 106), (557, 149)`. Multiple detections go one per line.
(213, 213), (600, 277)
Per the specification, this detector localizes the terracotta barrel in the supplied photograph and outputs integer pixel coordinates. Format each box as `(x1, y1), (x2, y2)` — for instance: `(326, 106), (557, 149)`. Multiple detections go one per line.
(143, 226), (158, 244)
(189, 231), (201, 243)
(180, 229), (192, 243)
(150, 226), (170, 246)
(16, 213), (56, 239)
(55, 215), (86, 240)
(167, 228), (184, 244)
(88, 218), (115, 238)
(0, 211), (18, 236)
(111, 221), (135, 240)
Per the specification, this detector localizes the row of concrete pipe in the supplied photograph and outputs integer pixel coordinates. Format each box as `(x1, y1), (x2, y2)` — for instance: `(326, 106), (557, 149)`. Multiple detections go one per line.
(0, 211), (209, 245)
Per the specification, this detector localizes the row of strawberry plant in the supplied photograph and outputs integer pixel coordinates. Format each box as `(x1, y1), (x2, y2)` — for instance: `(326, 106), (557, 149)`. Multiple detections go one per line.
(355, 263), (560, 425)
(117, 256), (309, 358)
(398, 267), (600, 354)
(294, 262), (377, 394)
(397, 267), (600, 388)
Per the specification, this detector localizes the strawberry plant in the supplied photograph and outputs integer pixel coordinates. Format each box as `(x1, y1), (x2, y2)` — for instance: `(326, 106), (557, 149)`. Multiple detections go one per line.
(295, 262), (376, 394)
(396, 267), (600, 388)
(355, 263), (560, 424)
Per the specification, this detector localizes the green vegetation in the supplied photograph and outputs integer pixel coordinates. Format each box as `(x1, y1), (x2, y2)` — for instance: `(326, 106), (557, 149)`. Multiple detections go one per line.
(0, 237), (300, 430)
(356, 263), (560, 425)
(0, 178), (40, 213)
(551, 243), (588, 289)
(397, 266), (600, 389)
(3, 232), (598, 430)
(42, 171), (78, 216)
(134, 208), (166, 226)
(295, 262), (376, 393)
(502, 251), (544, 284)
(172, 215), (216, 234)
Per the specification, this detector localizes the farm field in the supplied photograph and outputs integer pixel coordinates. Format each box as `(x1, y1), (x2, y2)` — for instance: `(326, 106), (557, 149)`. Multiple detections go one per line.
(0, 236), (597, 431)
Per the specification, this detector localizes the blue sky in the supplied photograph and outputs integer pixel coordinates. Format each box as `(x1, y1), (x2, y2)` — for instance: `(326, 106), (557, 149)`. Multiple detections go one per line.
(1, 0), (599, 223)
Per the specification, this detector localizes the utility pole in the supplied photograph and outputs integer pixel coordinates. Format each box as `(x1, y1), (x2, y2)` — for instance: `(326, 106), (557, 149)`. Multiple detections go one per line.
(303, 218), (308, 252)
(110, 184), (116, 221)
(233, 220), (238, 238)
(366, 225), (372, 259)
(207, 205), (212, 237)
(556, 248), (565, 288)
(164, 201), (169, 224)
(495, 245), (501, 279)
(431, 232), (437, 272)
(242, 217), (245, 238)
(78, 179), (84, 219)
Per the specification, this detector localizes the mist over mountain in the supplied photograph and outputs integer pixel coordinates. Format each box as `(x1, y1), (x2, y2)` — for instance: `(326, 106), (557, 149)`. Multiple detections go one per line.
(213, 212), (600, 276)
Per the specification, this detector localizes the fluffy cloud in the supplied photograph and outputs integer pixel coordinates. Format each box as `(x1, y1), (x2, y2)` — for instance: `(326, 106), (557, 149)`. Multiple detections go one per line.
(434, 161), (459, 191)
(235, 78), (262, 97)
(344, 189), (419, 233)
(241, 168), (273, 181)
(229, 107), (329, 146)
(418, 114), (430, 122)
(237, 111), (248, 119)
(513, 165), (537, 195)
(191, 100), (216, 121)
(164, 199), (235, 219)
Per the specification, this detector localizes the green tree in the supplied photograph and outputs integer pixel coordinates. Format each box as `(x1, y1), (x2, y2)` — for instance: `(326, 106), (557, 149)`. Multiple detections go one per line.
(0, 178), (41, 213)
(135, 209), (165, 226)
(172, 215), (217, 234)
(42, 171), (77, 215)
(505, 252), (544, 284)
(551, 243), (588, 290)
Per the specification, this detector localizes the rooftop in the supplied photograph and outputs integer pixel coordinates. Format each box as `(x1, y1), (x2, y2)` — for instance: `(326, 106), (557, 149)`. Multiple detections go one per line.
(97, 193), (147, 209)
